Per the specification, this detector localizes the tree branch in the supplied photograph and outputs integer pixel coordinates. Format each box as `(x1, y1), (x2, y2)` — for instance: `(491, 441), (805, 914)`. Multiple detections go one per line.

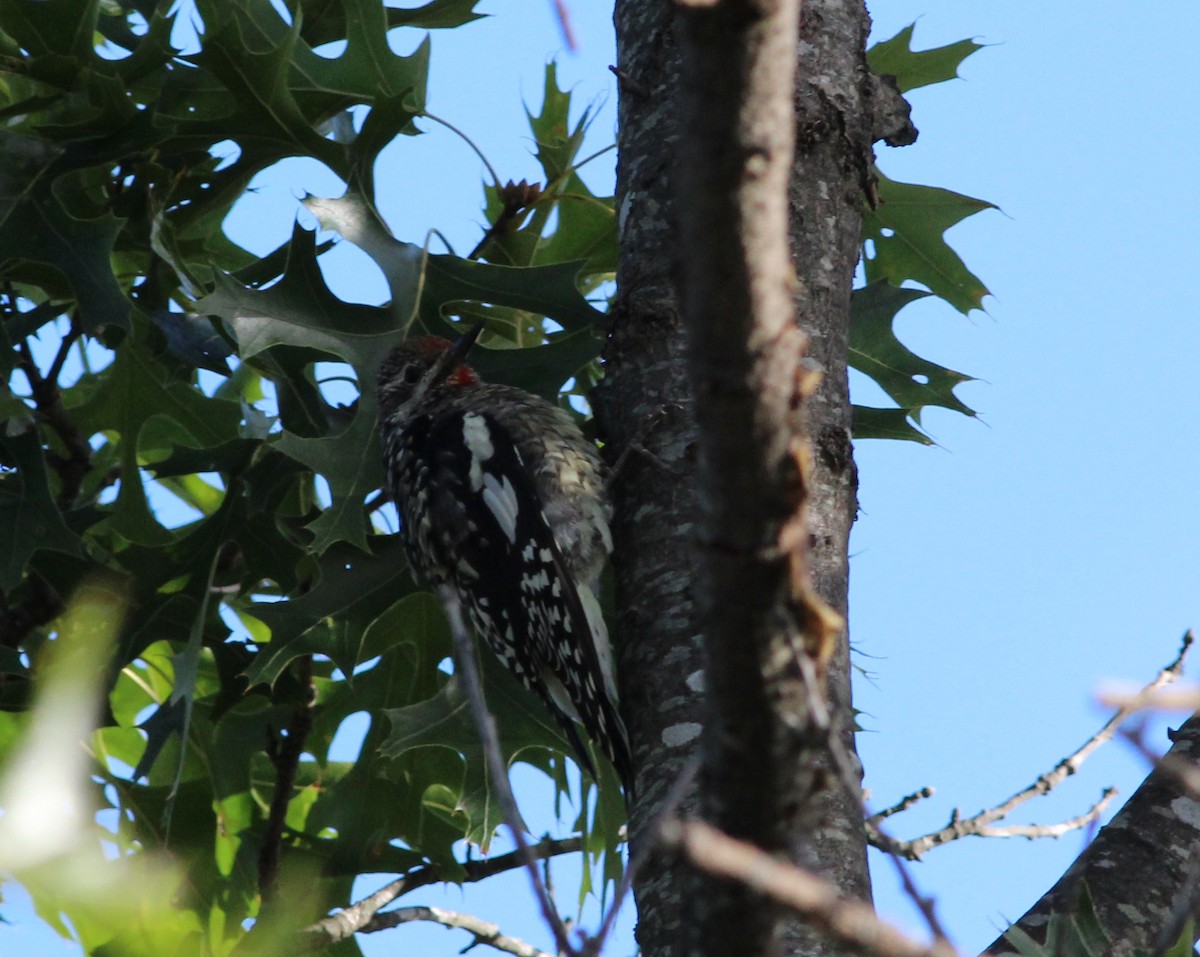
(674, 2), (850, 954)
(258, 655), (315, 905)
(878, 631), (1192, 860)
(662, 819), (956, 957)
(300, 835), (591, 951)
(868, 787), (935, 824)
(362, 905), (554, 957)
(14, 327), (91, 510)
(438, 585), (576, 956)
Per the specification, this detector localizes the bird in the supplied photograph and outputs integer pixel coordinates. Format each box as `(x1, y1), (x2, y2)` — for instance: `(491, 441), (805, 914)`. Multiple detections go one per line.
(376, 326), (633, 795)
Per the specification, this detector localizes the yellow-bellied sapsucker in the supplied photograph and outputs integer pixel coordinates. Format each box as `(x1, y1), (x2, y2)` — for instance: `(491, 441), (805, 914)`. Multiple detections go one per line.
(377, 327), (633, 794)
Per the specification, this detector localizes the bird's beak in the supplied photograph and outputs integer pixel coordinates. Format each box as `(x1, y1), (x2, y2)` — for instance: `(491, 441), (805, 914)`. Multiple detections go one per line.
(430, 322), (484, 382)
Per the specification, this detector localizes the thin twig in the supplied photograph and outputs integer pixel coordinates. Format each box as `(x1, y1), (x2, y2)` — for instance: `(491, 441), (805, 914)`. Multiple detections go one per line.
(661, 819), (957, 957)
(14, 334), (93, 509)
(301, 835), (593, 950)
(871, 814), (955, 946)
(366, 905), (554, 957)
(420, 110), (500, 187)
(607, 65), (649, 99)
(972, 788), (1117, 840)
(815, 657), (953, 945)
(868, 787), (935, 824)
(550, 0), (576, 52)
(1120, 722), (1200, 799)
(439, 584), (576, 956)
(258, 656), (315, 905)
(889, 631), (1193, 860)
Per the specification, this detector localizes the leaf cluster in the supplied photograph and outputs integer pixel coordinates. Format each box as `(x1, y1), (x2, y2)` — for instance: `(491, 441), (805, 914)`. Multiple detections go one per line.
(0, 1), (617, 953)
(854, 24), (995, 443)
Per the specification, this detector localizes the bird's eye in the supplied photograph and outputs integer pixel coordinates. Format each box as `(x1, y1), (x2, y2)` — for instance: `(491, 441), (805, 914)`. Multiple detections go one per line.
(402, 365), (423, 384)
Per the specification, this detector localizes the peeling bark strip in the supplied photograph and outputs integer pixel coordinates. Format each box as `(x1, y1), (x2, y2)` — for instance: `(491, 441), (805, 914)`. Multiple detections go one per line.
(674, 1), (842, 956)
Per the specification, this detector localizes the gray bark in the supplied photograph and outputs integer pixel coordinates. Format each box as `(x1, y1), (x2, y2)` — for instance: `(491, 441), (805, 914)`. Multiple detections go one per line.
(594, 7), (701, 954)
(599, 1), (885, 954)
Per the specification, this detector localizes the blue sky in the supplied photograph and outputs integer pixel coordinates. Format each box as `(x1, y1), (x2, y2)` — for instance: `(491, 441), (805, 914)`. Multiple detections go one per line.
(6, 2), (1200, 955)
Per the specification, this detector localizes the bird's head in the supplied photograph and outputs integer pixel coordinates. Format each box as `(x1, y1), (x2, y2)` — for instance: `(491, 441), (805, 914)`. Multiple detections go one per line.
(377, 325), (483, 422)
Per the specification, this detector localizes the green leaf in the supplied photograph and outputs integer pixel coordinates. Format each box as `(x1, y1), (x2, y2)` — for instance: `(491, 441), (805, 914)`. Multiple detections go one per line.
(423, 255), (605, 333)
(242, 535), (415, 687)
(527, 62), (590, 185)
(191, 0), (341, 171)
(477, 63), (616, 284)
(382, 645), (577, 848)
(851, 406), (933, 444)
(386, 0), (487, 30)
(863, 170), (995, 314)
(536, 175), (618, 279)
(849, 281), (975, 425)
(0, 430), (83, 591)
(466, 327), (605, 401)
(132, 551), (222, 835)
(867, 23), (985, 93)
(0, 135), (134, 337)
(198, 224), (405, 550)
(71, 320), (241, 544)
(0, 0), (101, 73)
(1150, 920), (1197, 957)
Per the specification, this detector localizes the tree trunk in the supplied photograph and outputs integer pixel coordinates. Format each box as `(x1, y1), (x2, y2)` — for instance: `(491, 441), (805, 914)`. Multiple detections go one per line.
(600, 1), (882, 955)
(596, 5), (701, 957)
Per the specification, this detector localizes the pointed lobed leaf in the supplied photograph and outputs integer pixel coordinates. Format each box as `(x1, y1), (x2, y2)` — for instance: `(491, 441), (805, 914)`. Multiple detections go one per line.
(849, 281), (976, 424)
(387, 0), (487, 30)
(71, 321), (242, 544)
(242, 535), (416, 687)
(867, 23), (985, 93)
(423, 254), (605, 332)
(851, 406), (934, 444)
(382, 648), (577, 848)
(198, 224), (410, 550)
(526, 61), (590, 185)
(863, 170), (995, 314)
(0, 139), (134, 337)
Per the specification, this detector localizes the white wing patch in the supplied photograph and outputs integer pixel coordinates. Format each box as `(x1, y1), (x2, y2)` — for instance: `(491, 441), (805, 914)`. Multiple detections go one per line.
(541, 667), (582, 723)
(577, 584), (619, 705)
(461, 412), (494, 491)
(482, 472), (519, 543)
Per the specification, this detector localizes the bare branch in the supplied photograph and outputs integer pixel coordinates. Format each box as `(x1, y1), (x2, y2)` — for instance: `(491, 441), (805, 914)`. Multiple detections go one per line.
(438, 585), (576, 956)
(890, 631), (1192, 859)
(974, 788), (1117, 840)
(14, 331), (93, 510)
(301, 835), (591, 951)
(1121, 722), (1200, 801)
(868, 787), (935, 825)
(662, 819), (957, 957)
(365, 905), (554, 957)
(1097, 687), (1200, 713)
(878, 788), (1118, 861)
